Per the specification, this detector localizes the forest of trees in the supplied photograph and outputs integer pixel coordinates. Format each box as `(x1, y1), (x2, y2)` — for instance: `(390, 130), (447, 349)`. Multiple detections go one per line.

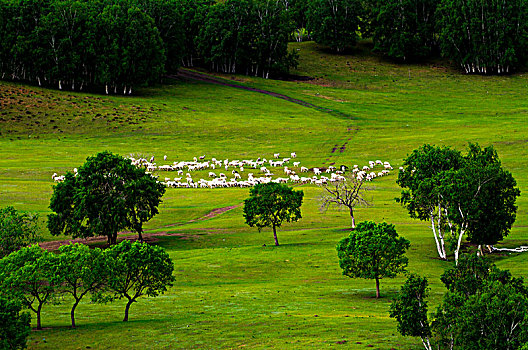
(1, 0), (527, 94)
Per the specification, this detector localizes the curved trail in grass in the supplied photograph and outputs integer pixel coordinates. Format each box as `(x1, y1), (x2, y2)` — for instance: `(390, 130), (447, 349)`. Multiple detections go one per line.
(172, 69), (353, 120)
(39, 205), (240, 250)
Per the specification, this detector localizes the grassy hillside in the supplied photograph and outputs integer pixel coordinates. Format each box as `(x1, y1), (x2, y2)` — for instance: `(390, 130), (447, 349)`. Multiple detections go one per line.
(0, 41), (527, 349)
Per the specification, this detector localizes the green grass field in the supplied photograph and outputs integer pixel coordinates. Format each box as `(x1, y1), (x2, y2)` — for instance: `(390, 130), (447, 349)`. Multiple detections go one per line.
(1, 41), (527, 349)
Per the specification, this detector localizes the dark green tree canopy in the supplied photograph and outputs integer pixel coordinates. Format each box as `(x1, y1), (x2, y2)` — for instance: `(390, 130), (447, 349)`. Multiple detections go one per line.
(437, 0), (528, 74)
(336, 221), (410, 298)
(307, 0), (362, 52)
(243, 182), (303, 246)
(0, 206), (41, 258)
(0, 297), (31, 350)
(397, 143), (520, 262)
(392, 255), (528, 350)
(48, 151), (166, 245)
(372, 0), (438, 61)
(389, 274), (432, 349)
(0, 0), (171, 93)
(198, 0), (297, 78)
(103, 240), (175, 322)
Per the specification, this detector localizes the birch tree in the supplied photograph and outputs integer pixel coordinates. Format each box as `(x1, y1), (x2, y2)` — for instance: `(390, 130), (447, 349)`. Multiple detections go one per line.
(439, 144), (520, 263)
(372, 0), (438, 61)
(437, 0), (528, 74)
(397, 144), (463, 260)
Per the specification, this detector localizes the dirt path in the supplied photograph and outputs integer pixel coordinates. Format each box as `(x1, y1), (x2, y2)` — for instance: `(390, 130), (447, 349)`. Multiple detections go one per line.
(173, 69), (353, 120)
(39, 205), (240, 251)
(173, 69), (359, 164)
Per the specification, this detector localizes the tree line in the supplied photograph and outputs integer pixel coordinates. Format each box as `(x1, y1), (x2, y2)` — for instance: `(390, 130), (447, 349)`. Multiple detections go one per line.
(0, 0), (299, 94)
(2, 0), (526, 96)
(304, 0), (528, 74)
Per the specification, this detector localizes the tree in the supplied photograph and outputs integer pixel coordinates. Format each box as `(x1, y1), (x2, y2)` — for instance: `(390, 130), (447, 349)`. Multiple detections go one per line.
(389, 274), (432, 350)
(436, 144), (520, 262)
(48, 151), (166, 245)
(54, 243), (107, 328)
(372, 0), (438, 61)
(437, 0), (528, 74)
(336, 221), (410, 298)
(391, 254), (528, 350)
(0, 206), (41, 258)
(103, 240), (174, 322)
(243, 183), (304, 246)
(318, 172), (371, 229)
(0, 297), (31, 350)
(0, 245), (59, 330)
(307, 0), (362, 52)
(397, 144), (464, 260)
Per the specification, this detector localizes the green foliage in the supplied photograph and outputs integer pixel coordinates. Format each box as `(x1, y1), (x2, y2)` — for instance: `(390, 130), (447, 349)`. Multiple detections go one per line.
(197, 0), (297, 78)
(307, 0), (362, 52)
(103, 240), (175, 322)
(0, 297), (31, 350)
(372, 0), (438, 61)
(389, 274), (431, 345)
(437, 0), (528, 74)
(54, 244), (107, 328)
(336, 221), (410, 298)
(243, 183), (303, 246)
(397, 143), (520, 261)
(440, 144), (520, 248)
(0, 0), (170, 93)
(48, 151), (166, 245)
(392, 255), (528, 350)
(176, 0), (213, 67)
(0, 206), (41, 258)
(0, 245), (58, 330)
(432, 255), (528, 349)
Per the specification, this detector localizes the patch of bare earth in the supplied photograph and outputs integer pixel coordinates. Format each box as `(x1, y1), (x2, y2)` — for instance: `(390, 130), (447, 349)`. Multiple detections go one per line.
(39, 205), (240, 251)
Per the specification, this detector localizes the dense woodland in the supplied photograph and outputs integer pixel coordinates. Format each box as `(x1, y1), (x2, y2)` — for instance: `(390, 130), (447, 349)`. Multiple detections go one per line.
(1, 0), (527, 93)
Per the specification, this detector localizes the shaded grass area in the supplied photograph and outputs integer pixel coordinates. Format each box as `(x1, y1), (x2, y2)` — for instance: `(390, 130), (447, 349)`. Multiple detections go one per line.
(0, 41), (527, 349)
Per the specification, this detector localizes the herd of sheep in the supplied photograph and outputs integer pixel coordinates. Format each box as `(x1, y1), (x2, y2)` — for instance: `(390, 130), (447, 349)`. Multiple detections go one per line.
(50, 152), (395, 189)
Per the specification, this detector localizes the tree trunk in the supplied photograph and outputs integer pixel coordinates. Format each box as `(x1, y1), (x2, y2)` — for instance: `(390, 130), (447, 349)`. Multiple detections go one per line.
(71, 299), (80, 328)
(36, 302), (43, 330)
(138, 227), (143, 242)
(375, 276), (380, 299)
(349, 207), (355, 229)
(123, 298), (134, 322)
(272, 224), (279, 246)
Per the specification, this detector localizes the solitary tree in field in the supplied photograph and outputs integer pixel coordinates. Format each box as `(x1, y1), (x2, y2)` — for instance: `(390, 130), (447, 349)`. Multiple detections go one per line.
(243, 183), (304, 246)
(0, 206), (41, 258)
(319, 173), (371, 229)
(336, 221), (409, 298)
(48, 151), (166, 245)
(103, 240), (174, 322)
